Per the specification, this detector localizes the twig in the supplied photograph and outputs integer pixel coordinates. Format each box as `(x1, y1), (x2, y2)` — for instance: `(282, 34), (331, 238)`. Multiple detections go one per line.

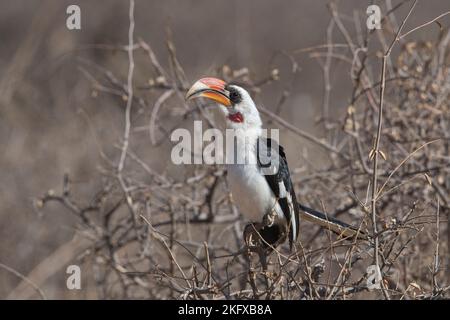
(117, 0), (135, 174)
(370, 0), (418, 300)
(258, 105), (344, 157)
(117, 0), (136, 223)
(0, 262), (47, 300)
(432, 198), (440, 294)
(399, 11), (450, 40)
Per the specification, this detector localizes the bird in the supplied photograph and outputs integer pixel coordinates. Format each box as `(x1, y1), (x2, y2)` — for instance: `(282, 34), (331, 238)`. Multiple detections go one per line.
(186, 77), (367, 252)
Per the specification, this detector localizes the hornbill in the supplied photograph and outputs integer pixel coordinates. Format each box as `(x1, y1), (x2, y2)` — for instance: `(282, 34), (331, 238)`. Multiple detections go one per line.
(186, 77), (367, 251)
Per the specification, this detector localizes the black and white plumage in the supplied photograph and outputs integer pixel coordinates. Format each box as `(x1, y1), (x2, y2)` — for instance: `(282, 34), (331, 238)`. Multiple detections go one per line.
(186, 78), (367, 250)
(256, 137), (299, 249)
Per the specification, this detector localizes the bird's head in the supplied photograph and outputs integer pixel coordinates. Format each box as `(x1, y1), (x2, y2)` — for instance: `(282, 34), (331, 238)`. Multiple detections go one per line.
(186, 77), (262, 130)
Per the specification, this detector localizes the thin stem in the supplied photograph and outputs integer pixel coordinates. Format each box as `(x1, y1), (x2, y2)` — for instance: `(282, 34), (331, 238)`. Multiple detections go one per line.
(370, 0), (418, 300)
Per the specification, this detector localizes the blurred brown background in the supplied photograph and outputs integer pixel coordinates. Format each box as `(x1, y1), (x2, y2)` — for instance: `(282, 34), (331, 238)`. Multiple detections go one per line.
(0, 0), (448, 299)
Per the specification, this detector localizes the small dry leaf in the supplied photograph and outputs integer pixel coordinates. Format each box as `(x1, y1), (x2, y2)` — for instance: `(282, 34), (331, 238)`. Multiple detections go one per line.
(430, 82), (439, 93)
(405, 42), (416, 54)
(347, 105), (355, 115)
(344, 119), (352, 133)
(96, 256), (106, 264)
(35, 199), (44, 209)
(423, 173), (432, 186)
(410, 282), (421, 290)
(115, 264), (127, 273)
(388, 217), (395, 225)
(368, 149), (375, 161)
(271, 68), (280, 80)
(155, 76), (166, 84)
(379, 150), (387, 160)
(420, 92), (427, 100)
(233, 67), (249, 78)
(126, 196), (133, 206)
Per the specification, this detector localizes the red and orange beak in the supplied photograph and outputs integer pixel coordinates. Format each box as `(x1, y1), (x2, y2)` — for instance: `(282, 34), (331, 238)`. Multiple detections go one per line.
(186, 77), (231, 107)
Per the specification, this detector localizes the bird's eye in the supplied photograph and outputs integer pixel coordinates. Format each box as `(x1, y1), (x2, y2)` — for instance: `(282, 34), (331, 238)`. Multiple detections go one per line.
(227, 87), (242, 105)
(230, 90), (239, 101)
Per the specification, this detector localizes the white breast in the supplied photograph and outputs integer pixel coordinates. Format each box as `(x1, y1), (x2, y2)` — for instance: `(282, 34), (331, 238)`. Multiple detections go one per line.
(227, 164), (271, 221)
(225, 128), (285, 224)
(227, 164), (286, 226)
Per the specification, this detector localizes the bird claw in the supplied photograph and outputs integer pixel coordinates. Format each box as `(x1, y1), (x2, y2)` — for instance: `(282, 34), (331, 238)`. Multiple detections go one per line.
(243, 222), (273, 257)
(243, 223), (260, 249)
(262, 209), (277, 228)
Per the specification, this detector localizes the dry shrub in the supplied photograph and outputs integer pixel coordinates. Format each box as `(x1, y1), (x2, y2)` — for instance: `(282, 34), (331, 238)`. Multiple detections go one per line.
(36, 1), (449, 299)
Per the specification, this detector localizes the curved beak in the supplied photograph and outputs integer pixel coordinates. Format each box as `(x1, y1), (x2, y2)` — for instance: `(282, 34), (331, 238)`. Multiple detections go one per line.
(185, 77), (231, 107)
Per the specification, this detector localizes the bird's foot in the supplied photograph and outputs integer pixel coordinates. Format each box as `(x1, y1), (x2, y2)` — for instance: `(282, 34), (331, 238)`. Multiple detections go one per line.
(243, 222), (263, 250)
(262, 208), (277, 228)
(243, 223), (270, 274)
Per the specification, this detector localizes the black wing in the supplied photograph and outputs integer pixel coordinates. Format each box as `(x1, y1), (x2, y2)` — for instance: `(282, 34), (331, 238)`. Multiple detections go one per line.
(257, 137), (300, 248)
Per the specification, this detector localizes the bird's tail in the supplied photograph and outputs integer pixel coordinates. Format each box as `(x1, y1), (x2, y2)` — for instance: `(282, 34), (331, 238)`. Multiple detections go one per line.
(298, 204), (369, 241)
